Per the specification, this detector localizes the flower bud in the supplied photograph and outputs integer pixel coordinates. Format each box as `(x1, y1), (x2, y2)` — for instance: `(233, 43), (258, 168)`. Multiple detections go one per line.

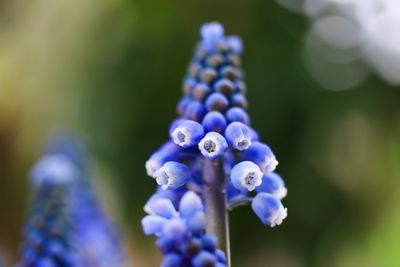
(155, 162), (191, 190)
(205, 92), (229, 112)
(256, 172), (287, 200)
(226, 107), (250, 124)
(198, 132), (228, 160)
(225, 122), (252, 151)
(251, 193), (287, 227)
(201, 111), (227, 133)
(170, 120), (205, 147)
(230, 161), (263, 191)
(242, 141), (278, 173)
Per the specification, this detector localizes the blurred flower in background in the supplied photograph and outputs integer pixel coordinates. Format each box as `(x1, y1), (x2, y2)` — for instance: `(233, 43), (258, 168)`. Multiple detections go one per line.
(276, 0), (400, 90)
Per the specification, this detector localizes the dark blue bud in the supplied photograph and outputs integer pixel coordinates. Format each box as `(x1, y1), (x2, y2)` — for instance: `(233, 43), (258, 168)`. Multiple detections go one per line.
(192, 251), (217, 267)
(215, 249), (227, 263)
(184, 101), (206, 122)
(201, 235), (217, 252)
(226, 53), (241, 66)
(226, 107), (250, 124)
(189, 63), (202, 77)
(225, 122), (252, 151)
(192, 83), (211, 101)
(234, 81), (246, 93)
(221, 66), (241, 81)
(206, 54), (224, 67)
(231, 93), (248, 109)
(156, 236), (177, 254)
(201, 68), (218, 84)
(170, 120), (205, 147)
(216, 39), (229, 53)
(201, 111), (227, 133)
(183, 77), (197, 95)
(205, 93), (229, 112)
(181, 238), (202, 257)
(214, 79), (234, 95)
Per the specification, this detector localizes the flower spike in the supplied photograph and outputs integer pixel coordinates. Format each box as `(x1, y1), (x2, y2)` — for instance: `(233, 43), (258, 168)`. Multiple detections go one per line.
(143, 22), (288, 266)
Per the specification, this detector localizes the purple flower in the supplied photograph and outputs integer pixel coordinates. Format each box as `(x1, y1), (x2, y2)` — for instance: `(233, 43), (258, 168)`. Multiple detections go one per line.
(155, 161), (191, 190)
(170, 120), (205, 148)
(225, 122), (252, 151)
(144, 22), (288, 266)
(198, 132), (228, 160)
(252, 193), (287, 227)
(230, 161), (263, 191)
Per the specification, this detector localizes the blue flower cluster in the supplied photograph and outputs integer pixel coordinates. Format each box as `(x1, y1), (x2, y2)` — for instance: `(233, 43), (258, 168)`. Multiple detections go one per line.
(18, 138), (126, 267)
(18, 155), (81, 267)
(144, 22), (288, 265)
(142, 190), (227, 267)
(71, 178), (126, 267)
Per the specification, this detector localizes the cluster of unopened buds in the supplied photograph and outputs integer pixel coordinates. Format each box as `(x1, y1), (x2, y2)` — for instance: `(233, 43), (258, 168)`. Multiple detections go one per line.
(18, 138), (125, 267)
(143, 22), (288, 266)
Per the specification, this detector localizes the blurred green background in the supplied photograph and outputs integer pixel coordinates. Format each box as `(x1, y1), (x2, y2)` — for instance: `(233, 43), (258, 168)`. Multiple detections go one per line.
(1, 0), (400, 266)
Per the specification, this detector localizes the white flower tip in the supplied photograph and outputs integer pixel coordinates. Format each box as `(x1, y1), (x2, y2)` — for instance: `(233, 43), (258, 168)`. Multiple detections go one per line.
(30, 155), (78, 186)
(241, 164), (263, 191)
(201, 22), (224, 40)
(262, 157), (279, 173)
(198, 132), (227, 159)
(269, 207), (287, 227)
(274, 186), (288, 200)
(172, 127), (190, 147)
(155, 168), (170, 190)
(234, 135), (252, 151)
(145, 160), (161, 177)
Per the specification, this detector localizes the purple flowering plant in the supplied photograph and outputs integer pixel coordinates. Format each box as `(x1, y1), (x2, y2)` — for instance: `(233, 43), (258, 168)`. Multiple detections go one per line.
(17, 138), (126, 267)
(143, 22), (288, 266)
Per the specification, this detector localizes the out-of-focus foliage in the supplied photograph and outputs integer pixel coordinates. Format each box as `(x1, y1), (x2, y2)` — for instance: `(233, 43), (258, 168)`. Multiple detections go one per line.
(0, 0), (399, 267)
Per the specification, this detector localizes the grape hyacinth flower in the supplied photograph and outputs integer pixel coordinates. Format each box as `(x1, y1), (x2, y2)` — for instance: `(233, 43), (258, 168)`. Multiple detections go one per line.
(48, 137), (127, 267)
(142, 192), (227, 267)
(18, 137), (126, 267)
(144, 22), (288, 266)
(17, 153), (81, 267)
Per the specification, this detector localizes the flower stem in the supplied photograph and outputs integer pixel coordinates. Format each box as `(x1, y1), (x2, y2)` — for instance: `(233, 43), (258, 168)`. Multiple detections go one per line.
(203, 159), (231, 266)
